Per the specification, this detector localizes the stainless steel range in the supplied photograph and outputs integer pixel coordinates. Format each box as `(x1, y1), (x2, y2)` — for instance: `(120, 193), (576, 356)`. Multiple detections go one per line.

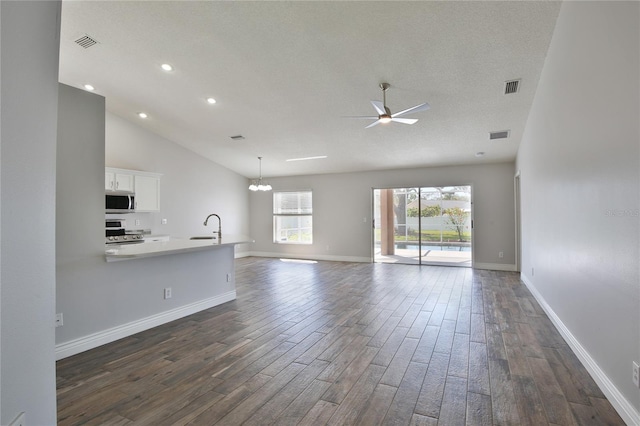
(106, 219), (144, 244)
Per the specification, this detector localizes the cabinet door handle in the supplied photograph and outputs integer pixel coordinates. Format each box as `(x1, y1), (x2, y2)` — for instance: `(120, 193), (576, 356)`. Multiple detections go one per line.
(116, 181), (119, 190)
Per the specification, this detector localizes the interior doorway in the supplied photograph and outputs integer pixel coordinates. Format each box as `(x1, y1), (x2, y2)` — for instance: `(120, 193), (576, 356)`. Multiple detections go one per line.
(373, 186), (472, 267)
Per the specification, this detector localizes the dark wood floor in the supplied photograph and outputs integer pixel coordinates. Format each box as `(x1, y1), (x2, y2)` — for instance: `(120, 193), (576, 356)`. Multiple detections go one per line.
(57, 257), (625, 425)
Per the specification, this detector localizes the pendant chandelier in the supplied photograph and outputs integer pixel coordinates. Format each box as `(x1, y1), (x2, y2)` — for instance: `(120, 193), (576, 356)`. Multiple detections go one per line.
(248, 156), (272, 191)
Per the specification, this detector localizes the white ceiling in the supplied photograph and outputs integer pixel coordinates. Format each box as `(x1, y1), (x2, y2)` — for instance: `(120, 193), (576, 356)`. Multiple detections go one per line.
(59, 1), (561, 179)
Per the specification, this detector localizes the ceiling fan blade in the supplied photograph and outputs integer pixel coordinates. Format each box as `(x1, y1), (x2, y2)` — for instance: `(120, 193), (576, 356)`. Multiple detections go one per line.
(391, 117), (418, 125)
(370, 100), (386, 115)
(365, 119), (382, 129)
(392, 102), (430, 118)
(343, 116), (379, 120)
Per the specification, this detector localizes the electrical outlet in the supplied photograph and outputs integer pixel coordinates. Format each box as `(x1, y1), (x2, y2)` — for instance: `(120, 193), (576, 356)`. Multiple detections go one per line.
(164, 288), (172, 299)
(135, 219), (140, 226)
(55, 313), (63, 328)
(9, 412), (25, 426)
(633, 361), (639, 388)
(161, 218), (168, 225)
(498, 251), (504, 258)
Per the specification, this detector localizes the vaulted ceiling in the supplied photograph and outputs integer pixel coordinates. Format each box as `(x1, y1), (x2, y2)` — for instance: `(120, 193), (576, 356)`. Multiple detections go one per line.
(59, 1), (561, 178)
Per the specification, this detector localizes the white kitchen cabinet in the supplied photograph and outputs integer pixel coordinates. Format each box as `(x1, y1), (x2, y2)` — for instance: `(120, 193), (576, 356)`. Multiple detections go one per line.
(134, 174), (161, 211)
(105, 171), (114, 191)
(105, 170), (134, 192)
(104, 171), (115, 191)
(106, 167), (161, 211)
(115, 173), (134, 192)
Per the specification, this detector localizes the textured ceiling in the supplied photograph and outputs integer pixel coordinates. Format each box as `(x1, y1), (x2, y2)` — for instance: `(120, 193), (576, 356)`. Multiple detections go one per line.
(59, 1), (561, 178)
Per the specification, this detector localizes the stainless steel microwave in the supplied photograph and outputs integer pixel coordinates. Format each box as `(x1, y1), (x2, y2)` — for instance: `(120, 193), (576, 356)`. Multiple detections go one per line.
(106, 193), (135, 213)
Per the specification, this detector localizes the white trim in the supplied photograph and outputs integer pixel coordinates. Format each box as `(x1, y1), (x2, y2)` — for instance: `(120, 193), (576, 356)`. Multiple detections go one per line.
(520, 274), (640, 426)
(514, 171), (522, 273)
(55, 291), (236, 360)
(473, 262), (517, 271)
(247, 251), (370, 263)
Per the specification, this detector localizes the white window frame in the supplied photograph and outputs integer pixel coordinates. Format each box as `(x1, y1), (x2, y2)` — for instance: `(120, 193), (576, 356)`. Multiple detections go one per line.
(273, 190), (313, 244)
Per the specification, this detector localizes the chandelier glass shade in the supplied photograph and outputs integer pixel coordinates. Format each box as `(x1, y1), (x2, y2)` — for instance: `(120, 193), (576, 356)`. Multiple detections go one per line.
(249, 157), (272, 191)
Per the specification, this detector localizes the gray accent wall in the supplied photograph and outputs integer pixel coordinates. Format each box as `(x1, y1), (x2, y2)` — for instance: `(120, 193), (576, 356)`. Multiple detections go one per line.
(249, 162), (516, 268)
(1, 2), (61, 424)
(516, 1), (640, 422)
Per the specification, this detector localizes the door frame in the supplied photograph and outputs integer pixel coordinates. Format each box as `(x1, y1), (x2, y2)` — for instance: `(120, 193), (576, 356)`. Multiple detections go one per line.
(371, 184), (474, 267)
(514, 171), (522, 272)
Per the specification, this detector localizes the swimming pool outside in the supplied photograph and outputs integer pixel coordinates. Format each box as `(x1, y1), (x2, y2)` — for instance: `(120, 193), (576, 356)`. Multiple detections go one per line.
(395, 243), (471, 252)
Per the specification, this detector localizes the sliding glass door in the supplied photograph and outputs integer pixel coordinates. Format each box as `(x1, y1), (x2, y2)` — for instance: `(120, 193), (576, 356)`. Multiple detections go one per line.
(373, 186), (472, 266)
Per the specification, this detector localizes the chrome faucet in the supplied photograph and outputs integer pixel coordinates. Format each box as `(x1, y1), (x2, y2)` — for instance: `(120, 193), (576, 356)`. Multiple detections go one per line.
(203, 214), (222, 239)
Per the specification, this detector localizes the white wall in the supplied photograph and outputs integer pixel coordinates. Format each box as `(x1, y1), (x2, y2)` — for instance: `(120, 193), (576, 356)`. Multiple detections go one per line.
(57, 84), (105, 267)
(105, 112), (250, 245)
(0, 2), (61, 424)
(249, 162), (515, 269)
(516, 2), (640, 423)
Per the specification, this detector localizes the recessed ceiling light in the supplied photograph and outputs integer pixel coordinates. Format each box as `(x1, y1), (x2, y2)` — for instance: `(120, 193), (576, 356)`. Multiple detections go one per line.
(206, 97), (217, 104)
(161, 63), (173, 72)
(475, 152), (485, 157)
(137, 112), (148, 119)
(286, 155), (328, 162)
(83, 84), (95, 91)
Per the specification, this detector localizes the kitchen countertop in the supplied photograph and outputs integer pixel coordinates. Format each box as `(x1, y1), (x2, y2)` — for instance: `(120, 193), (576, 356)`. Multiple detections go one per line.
(105, 234), (253, 262)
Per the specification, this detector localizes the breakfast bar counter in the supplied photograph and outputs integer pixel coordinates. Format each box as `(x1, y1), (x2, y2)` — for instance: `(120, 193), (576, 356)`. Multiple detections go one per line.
(105, 234), (253, 262)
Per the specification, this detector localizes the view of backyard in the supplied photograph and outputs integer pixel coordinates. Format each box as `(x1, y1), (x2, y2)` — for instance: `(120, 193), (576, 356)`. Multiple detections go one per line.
(373, 186), (472, 266)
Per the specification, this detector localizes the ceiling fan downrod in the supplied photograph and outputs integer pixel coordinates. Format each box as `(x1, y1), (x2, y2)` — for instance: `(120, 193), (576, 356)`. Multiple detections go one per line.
(379, 82), (392, 121)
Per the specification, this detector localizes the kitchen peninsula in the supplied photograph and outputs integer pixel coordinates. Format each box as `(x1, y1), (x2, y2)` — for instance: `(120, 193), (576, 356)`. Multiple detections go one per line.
(57, 234), (253, 360)
(105, 235), (253, 261)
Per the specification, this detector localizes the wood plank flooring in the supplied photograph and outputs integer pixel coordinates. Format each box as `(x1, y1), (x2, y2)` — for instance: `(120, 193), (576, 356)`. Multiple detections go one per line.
(56, 257), (625, 425)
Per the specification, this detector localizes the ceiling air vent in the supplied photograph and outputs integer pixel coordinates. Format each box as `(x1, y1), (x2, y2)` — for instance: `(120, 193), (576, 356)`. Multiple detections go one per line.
(74, 34), (98, 49)
(229, 135), (245, 141)
(489, 130), (510, 140)
(504, 79), (520, 94)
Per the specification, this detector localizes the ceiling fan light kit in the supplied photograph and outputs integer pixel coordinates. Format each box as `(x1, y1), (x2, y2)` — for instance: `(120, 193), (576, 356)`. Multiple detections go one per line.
(349, 82), (430, 128)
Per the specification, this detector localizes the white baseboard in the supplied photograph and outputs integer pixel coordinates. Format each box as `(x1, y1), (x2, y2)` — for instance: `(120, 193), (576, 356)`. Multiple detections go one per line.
(246, 255), (518, 270)
(474, 262), (517, 271)
(55, 291), (236, 360)
(247, 251), (371, 263)
(520, 274), (640, 426)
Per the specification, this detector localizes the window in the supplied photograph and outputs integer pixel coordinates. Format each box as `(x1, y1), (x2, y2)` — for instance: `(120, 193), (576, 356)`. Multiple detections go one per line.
(273, 191), (312, 244)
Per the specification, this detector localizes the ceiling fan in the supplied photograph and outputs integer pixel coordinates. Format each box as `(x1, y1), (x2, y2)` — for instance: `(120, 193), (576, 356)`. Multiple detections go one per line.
(348, 83), (430, 128)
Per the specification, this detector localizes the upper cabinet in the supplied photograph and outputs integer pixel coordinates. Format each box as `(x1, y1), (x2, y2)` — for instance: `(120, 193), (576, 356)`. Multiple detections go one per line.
(105, 167), (162, 212)
(105, 170), (134, 193)
(134, 174), (160, 212)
